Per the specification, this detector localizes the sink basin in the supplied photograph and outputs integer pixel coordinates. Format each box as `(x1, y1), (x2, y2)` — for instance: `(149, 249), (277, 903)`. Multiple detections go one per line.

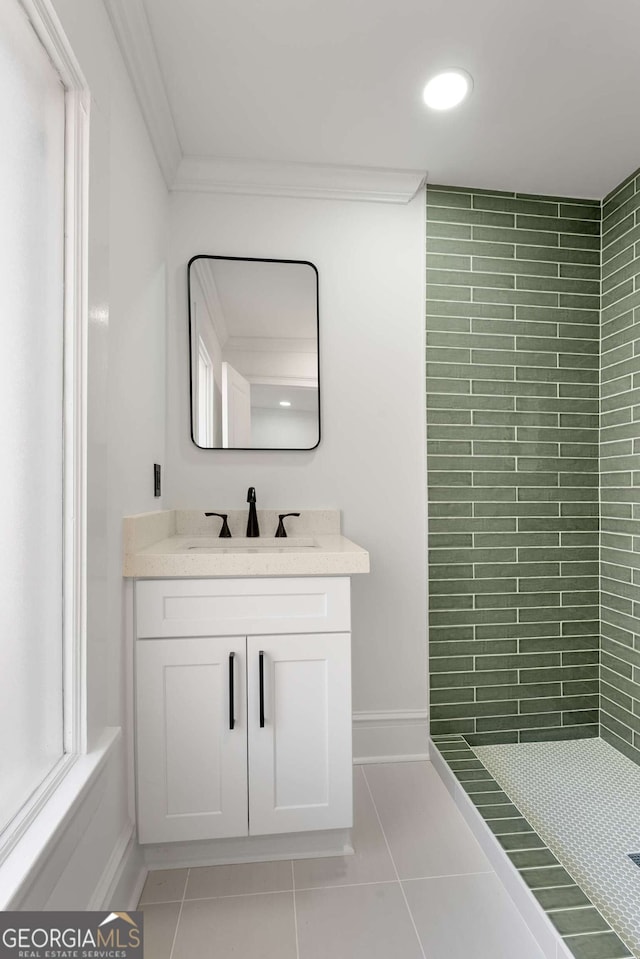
(184, 536), (318, 553)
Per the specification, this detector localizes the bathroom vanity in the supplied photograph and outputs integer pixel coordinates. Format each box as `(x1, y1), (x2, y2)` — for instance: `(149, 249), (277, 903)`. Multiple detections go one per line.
(124, 509), (369, 862)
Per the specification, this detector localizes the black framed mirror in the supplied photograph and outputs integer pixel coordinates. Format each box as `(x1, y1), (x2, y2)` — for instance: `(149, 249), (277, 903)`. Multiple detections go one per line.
(188, 255), (320, 450)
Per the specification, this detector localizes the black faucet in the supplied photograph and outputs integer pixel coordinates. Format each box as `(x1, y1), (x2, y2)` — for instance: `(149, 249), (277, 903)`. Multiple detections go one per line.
(204, 512), (232, 537)
(275, 513), (300, 537)
(246, 487), (260, 537)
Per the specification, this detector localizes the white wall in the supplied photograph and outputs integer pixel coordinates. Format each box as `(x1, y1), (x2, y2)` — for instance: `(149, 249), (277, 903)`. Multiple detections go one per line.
(105, 27), (168, 731)
(167, 191), (428, 741)
(251, 407), (318, 449)
(12, 0), (168, 908)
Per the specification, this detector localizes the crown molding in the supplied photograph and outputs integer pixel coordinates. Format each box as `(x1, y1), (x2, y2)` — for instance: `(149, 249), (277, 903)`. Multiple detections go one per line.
(173, 156), (427, 204)
(102, 2), (427, 202)
(103, 0), (181, 187)
(226, 337), (317, 355)
(246, 375), (318, 390)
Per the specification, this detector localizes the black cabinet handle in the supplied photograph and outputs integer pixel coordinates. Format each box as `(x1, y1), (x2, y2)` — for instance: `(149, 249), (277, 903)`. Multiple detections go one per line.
(259, 650), (265, 727)
(228, 652), (235, 730)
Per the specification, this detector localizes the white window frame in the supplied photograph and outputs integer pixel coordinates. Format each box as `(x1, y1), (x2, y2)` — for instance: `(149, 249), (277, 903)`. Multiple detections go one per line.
(0, 0), (89, 863)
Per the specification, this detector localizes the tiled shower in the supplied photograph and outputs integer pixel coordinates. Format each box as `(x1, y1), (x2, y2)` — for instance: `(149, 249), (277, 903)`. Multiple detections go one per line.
(600, 175), (640, 768)
(427, 173), (640, 959)
(427, 184), (601, 744)
(427, 174), (640, 756)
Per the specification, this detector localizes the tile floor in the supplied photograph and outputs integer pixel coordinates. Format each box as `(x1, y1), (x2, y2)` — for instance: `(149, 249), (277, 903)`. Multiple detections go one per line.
(475, 739), (640, 958)
(138, 761), (545, 959)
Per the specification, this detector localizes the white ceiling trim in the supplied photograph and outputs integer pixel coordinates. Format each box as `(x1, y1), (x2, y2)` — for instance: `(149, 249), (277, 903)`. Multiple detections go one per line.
(103, 0), (181, 187)
(248, 376), (318, 390)
(173, 156), (427, 204)
(104, 0), (427, 203)
(226, 337), (317, 355)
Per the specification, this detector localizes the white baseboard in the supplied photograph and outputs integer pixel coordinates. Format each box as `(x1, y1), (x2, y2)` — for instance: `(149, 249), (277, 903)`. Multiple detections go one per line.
(143, 828), (353, 871)
(352, 710), (429, 764)
(91, 823), (146, 911)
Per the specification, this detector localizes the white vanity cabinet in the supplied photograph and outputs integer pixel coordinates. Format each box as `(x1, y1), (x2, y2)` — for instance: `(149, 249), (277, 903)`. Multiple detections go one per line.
(246, 632), (351, 836)
(136, 635), (248, 843)
(134, 577), (353, 845)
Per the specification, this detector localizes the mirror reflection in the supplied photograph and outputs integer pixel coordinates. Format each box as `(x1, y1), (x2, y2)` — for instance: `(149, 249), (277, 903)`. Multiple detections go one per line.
(188, 256), (320, 450)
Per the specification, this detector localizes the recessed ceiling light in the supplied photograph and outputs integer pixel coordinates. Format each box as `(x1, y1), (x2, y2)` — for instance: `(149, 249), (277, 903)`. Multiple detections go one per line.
(279, 400), (291, 407)
(423, 69), (473, 111)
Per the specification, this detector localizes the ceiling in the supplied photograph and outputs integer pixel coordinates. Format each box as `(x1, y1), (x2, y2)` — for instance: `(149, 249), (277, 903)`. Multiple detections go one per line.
(251, 384), (318, 412)
(199, 258), (317, 341)
(114, 0), (640, 199)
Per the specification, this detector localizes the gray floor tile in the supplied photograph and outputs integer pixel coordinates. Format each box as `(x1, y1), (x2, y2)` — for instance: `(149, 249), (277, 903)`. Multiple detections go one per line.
(138, 868), (188, 904)
(172, 892), (297, 959)
(293, 767), (395, 889)
(139, 902), (181, 959)
(403, 873), (545, 959)
(296, 882), (423, 959)
(364, 761), (491, 878)
(185, 858), (293, 900)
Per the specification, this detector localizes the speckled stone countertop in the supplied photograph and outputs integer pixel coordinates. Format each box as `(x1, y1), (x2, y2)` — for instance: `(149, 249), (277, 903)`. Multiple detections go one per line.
(123, 509), (370, 578)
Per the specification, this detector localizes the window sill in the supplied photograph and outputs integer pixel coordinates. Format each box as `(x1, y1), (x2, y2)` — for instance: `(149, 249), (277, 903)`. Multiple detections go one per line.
(0, 727), (121, 909)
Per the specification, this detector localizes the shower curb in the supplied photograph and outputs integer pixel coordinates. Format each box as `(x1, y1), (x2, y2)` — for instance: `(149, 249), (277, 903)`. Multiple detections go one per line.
(430, 735), (634, 959)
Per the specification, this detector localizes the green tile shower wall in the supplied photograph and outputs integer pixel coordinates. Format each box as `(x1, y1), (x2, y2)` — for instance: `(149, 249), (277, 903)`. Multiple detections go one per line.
(600, 170), (640, 767)
(426, 185), (601, 745)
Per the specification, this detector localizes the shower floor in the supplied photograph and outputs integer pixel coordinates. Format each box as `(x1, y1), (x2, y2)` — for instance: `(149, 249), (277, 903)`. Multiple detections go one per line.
(473, 739), (640, 959)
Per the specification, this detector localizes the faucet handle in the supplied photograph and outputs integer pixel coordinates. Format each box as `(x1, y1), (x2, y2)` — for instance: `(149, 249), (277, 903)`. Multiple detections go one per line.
(204, 512), (232, 538)
(275, 513), (300, 538)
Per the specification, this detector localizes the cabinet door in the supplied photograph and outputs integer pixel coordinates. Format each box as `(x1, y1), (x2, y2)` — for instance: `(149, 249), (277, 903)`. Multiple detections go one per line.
(247, 633), (352, 836)
(136, 637), (248, 843)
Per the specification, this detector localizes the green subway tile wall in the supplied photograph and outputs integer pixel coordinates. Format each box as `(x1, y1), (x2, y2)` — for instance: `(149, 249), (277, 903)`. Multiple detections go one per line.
(600, 169), (640, 767)
(426, 184), (601, 745)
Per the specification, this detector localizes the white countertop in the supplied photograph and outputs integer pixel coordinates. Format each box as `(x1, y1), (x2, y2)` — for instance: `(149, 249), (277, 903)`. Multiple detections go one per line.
(123, 510), (370, 578)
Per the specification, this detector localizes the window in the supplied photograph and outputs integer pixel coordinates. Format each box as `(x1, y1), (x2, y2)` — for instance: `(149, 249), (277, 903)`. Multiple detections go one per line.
(0, 0), (88, 854)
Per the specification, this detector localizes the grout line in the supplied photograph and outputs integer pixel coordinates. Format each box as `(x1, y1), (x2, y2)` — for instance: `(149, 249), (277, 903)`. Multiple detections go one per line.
(397, 870), (494, 883)
(147, 874), (500, 906)
(292, 860), (300, 959)
(183, 887), (294, 902)
(168, 866), (189, 959)
(294, 872), (494, 891)
(546, 903), (608, 915)
(138, 898), (182, 906)
(296, 878), (409, 892)
(360, 767), (427, 959)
